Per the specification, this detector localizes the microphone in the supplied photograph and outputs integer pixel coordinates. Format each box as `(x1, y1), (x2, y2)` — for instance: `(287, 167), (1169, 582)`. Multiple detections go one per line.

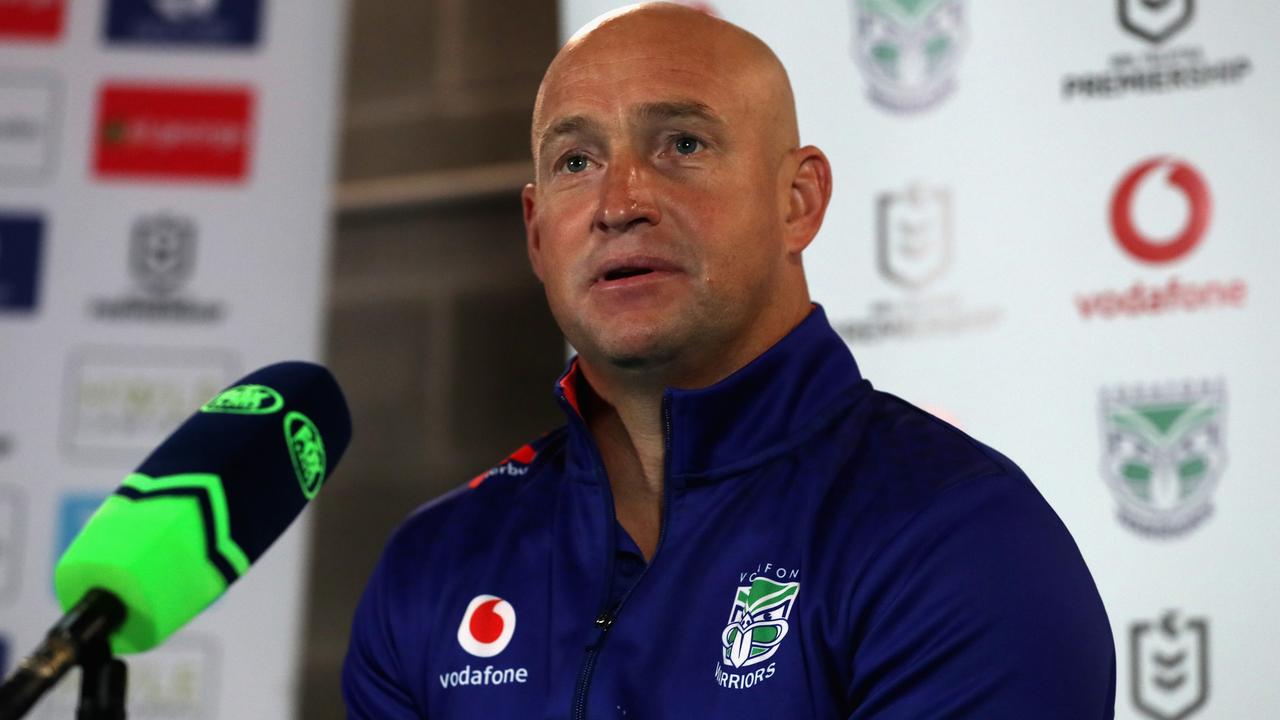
(0, 361), (352, 718)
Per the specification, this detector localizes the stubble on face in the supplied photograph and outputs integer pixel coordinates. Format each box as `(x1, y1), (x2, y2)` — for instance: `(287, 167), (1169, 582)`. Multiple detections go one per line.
(526, 3), (805, 388)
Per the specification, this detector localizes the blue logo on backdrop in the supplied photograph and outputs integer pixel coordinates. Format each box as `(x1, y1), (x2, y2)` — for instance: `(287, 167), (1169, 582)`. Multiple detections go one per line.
(105, 0), (263, 47)
(53, 493), (109, 594)
(0, 215), (43, 313)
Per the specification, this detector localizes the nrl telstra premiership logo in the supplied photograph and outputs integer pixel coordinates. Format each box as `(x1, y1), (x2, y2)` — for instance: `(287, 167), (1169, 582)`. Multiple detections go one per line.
(1131, 610), (1210, 720)
(716, 577), (798, 689)
(1118, 0), (1194, 46)
(1099, 380), (1226, 538)
(851, 0), (967, 113)
(877, 183), (952, 289)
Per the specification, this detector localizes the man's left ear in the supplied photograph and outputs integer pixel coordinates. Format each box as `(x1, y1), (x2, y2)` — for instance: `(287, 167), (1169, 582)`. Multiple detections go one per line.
(783, 146), (833, 253)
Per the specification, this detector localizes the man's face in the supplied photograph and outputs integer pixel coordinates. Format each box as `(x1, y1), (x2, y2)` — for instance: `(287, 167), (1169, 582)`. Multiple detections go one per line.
(523, 18), (794, 377)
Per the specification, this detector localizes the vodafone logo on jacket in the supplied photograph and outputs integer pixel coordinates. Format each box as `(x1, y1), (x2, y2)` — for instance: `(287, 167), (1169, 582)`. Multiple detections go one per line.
(457, 595), (516, 657)
(93, 83), (254, 182)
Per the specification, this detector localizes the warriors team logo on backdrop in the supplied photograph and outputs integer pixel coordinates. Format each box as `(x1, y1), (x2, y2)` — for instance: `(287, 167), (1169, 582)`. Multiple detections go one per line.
(851, 0), (967, 113)
(1131, 611), (1210, 720)
(1074, 157), (1247, 320)
(834, 184), (1000, 345)
(715, 577), (799, 690)
(1062, 2), (1250, 100)
(1099, 379), (1225, 538)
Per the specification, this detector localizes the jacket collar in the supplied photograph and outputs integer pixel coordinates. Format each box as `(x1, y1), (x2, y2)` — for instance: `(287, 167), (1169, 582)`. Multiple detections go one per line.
(554, 305), (869, 487)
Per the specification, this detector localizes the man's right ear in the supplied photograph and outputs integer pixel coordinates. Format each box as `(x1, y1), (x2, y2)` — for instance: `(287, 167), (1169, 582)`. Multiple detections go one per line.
(522, 183), (544, 282)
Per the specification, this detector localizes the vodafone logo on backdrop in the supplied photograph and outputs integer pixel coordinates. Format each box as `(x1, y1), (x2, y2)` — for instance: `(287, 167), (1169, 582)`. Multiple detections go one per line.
(1110, 157), (1211, 264)
(1074, 155), (1246, 320)
(457, 595), (516, 657)
(93, 84), (254, 182)
(0, 0), (64, 40)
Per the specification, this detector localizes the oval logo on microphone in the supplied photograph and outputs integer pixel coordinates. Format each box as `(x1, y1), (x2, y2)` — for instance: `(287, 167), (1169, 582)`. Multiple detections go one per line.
(457, 595), (516, 657)
(284, 411), (326, 499)
(201, 384), (284, 415)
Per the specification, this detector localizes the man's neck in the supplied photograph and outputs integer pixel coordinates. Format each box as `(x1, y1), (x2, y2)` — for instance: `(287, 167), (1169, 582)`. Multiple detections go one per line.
(579, 367), (666, 561)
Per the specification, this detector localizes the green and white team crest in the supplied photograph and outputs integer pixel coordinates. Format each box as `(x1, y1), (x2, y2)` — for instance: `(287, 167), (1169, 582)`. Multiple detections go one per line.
(720, 578), (799, 669)
(1100, 380), (1227, 538)
(851, 0), (968, 113)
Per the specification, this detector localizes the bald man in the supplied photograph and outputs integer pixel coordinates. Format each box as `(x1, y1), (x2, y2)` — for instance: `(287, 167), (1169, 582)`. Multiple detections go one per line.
(343, 4), (1116, 718)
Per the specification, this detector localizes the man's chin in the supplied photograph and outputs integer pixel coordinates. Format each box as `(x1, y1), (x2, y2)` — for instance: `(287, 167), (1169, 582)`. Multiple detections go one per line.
(590, 333), (685, 374)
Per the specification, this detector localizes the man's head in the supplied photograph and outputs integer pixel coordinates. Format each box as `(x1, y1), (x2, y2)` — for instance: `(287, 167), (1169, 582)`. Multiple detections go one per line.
(522, 3), (832, 388)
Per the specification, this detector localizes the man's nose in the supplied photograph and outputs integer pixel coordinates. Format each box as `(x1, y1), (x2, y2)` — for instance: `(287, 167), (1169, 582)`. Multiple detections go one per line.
(595, 156), (661, 233)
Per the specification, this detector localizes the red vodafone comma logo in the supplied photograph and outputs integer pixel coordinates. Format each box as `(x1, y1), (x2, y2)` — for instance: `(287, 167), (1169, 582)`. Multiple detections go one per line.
(457, 595), (516, 657)
(1110, 157), (1211, 264)
(1075, 156), (1245, 320)
(94, 84), (254, 182)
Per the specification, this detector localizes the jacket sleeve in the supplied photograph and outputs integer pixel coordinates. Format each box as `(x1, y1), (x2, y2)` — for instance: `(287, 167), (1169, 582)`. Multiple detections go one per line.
(342, 537), (425, 719)
(846, 472), (1116, 719)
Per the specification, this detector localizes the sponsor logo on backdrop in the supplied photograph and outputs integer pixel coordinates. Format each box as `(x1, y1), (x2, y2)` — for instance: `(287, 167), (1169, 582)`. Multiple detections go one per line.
(61, 347), (239, 461)
(31, 635), (220, 719)
(440, 595), (528, 688)
(834, 184), (1000, 344)
(89, 213), (224, 323)
(1075, 157), (1246, 320)
(1131, 611), (1209, 720)
(0, 485), (25, 604)
(0, 214), (43, 313)
(1119, 0), (1194, 44)
(1100, 379), (1224, 538)
(1062, 2), (1250, 101)
(106, 0), (264, 47)
(94, 84), (254, 182)
(0, 75), (60, 183)
(54, 492), (109, 562)
(714, 569), (800, 691)
(0, 0), (65, 40)
(851, 0), (967, 113)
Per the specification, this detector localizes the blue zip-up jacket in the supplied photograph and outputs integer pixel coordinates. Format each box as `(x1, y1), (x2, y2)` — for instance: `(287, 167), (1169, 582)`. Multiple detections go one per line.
(344, 307), (1116, 718)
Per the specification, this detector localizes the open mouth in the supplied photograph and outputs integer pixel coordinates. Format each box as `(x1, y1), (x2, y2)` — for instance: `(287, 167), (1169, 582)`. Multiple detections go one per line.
(602, 267), (654, 282)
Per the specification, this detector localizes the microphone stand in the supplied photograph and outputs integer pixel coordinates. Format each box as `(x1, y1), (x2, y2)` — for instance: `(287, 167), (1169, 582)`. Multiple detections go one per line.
(0, 589), (127, 720)
(75, 640), (126, 720)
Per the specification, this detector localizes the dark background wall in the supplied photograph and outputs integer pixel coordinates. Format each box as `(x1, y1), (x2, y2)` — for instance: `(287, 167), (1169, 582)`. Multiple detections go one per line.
(299, 2), (562, 713)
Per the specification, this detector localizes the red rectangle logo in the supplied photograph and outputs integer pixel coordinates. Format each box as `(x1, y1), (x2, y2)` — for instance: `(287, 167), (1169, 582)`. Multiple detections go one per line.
(0, 0), (64, 40)
(94, 84), (254, 182)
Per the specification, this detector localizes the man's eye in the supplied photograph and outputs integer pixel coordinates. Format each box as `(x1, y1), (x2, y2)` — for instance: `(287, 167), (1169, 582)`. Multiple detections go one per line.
(563, 155), (590, 173)
(673, 136), (701, 155)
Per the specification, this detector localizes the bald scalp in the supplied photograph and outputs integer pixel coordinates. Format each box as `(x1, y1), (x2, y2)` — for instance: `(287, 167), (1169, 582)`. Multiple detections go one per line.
(530, 2), (799, 173)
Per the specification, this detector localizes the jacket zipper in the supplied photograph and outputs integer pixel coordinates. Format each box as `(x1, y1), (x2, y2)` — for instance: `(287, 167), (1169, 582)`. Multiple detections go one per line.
(570, 395), (675, 720)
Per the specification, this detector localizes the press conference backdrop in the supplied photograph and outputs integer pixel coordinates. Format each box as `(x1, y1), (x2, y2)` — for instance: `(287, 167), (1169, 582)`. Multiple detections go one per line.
(0, 2), (346, 718)
(554, 2), (1275, 719)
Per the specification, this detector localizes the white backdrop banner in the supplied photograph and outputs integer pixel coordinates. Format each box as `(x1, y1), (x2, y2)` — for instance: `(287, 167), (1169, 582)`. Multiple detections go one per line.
(558, 2), (1278, 718)
(0, 1), (347, 717)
